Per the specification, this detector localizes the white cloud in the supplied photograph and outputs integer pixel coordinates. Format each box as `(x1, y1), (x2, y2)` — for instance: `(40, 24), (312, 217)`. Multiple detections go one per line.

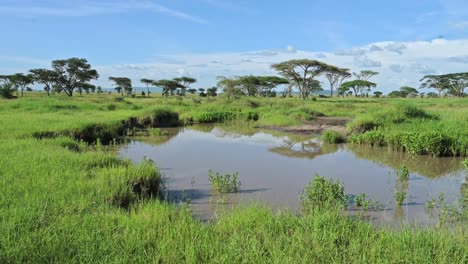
(5, 38), (468, 93)
(354, 56), (382, 68)
(0, 0), (207, 24)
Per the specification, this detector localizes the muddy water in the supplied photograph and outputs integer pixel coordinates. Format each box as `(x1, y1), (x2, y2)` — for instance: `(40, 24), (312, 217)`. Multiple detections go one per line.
(119, 124), (466, 226)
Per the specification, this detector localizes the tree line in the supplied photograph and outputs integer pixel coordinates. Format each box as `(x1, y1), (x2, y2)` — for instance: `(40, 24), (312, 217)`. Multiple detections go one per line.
(0, 57), (466, 99)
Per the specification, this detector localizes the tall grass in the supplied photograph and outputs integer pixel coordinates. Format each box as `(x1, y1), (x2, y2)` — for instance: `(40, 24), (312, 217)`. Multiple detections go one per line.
(0, 93), (467, 262)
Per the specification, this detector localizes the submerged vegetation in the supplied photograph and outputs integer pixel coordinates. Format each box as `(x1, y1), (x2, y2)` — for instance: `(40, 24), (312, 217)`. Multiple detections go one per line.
(0, 91), (467, 262)
(208, 170), (241, 193)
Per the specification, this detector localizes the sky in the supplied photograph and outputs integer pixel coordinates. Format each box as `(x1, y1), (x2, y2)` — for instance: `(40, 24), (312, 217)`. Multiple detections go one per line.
(1, 0), (468, 92)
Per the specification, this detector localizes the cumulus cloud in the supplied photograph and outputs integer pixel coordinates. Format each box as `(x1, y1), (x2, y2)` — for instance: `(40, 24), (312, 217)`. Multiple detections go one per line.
(383, 43), (407, 55)
(369, 45), (384, 52)
(334, 48), (366, 56)
(354, 56), (382, 68)
(6, 38), (468, 93)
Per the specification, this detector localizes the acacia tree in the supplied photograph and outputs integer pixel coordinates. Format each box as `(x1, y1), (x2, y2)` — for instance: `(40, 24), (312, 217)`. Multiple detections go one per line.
(420, 75), (448, 96)
(443, 73), (468, 97)
(217, 77), (243, 99)
(255, 76), (289, 97)
(324, 67), (351, 97)
(174, 77), (196, 96)
(271, 59), (330, 100)
(52, 58), (99, 96)
(109, 77), (132, 96)
(217, 75), (288, 97)
(353, 70), (379, 96)
(400, 86), (419, 97)
(341, 80), (376, 96)
(154, 79), (184, 96)
(140, 78), (154, 97)
(30, 69), (58, 96)
(10, 73), (34, 97)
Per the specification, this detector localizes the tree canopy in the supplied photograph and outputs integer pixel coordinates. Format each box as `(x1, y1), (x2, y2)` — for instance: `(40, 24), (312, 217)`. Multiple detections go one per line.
(324, 67), (351, 97)
(30, 69), (59, 95)
(341, 80), (376, 96)
(154, 79), (184, 96)
(52, 58), (99, 96)
(109, 77), (132, 96)
(420, 73), (468, 97)
(271, 59), (330, 100)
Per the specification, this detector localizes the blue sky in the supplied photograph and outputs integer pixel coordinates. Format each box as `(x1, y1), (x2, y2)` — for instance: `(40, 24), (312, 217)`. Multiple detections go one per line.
(1, 0), (468, 92)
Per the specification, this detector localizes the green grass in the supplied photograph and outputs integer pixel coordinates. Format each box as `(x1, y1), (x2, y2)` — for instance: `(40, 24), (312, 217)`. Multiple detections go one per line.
(0, 93), (467, 262)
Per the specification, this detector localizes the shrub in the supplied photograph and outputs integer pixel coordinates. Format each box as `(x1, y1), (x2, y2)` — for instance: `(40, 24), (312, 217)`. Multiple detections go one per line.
(301, 175), (348, 212)
(208, 170), (240, 193)
(322, 130), (346, 144)
(394, 191), (407, 206)
(151, 109), (180, 127)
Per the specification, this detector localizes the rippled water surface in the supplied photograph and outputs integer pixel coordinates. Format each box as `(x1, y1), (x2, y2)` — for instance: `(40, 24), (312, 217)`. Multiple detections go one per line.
(119, 125), (466, 225)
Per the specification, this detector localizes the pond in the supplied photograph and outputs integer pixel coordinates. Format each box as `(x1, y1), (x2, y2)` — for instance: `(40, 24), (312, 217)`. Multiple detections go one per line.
(119, 124), (466, 226)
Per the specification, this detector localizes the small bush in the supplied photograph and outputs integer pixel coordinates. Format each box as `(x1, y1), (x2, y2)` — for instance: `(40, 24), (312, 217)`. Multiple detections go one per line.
(301, 174), (348, 212)
(208, 170), (240, 193)
(142, 108), (180, 127)
(394, 191), (407, 206)
(322, 130), (345, 144)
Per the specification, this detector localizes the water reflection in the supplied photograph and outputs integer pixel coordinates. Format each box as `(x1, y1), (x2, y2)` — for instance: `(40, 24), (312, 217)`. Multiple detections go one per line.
(120, 124), (466, 225)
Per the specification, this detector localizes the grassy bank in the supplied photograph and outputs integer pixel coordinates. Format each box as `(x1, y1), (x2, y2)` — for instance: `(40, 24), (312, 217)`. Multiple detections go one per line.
(0, 93), (467, 262)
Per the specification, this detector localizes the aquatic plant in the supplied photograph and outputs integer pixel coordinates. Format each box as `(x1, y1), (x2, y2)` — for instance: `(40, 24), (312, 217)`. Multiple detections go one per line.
(148, 128), (169, 136)
(208, 170), (240, 193)
(301, 174), (348, 212)
(394, 191), (407, 206)
(396, 165), (410, 181)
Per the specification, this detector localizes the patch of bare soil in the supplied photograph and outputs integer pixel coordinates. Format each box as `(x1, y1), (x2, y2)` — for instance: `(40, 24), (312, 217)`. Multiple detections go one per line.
(260, 117), (352, 135)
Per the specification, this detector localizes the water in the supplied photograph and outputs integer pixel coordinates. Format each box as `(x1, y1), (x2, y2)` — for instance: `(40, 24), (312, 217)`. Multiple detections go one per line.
(119, 124), (466, 225)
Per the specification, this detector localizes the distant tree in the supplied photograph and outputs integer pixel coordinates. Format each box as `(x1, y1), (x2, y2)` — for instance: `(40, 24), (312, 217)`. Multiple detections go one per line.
(373, 91), (383, 98)
(324, 67), (351, 97)
(109, 77), (132, 96)
(443, 73), (468, 97)
(9, 73), (34, 97)
(256, 76), (289, 97)
(340, 80), (376, 97)
(388, 90), (406, 98)
(174, 77), (196, 96)
(271, 59), (330, 100)
(337, 85), (350, 97)
(206, 87), (218, 97)
(420, 75), (448, 97)
(29, 69), (58, 96)
(353, 70), (379, 96)
(96, 86), (103, 94)
(426, 92), (439, 98)
(52, 58), (99, 96)
(198, 88), (207, 97)
(154, 79), (184, 96)
(217, 77), (244, 99)
(140, 78), (154, 97)
(399, 86), (419, 97)
(187, 88), (197, 94)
